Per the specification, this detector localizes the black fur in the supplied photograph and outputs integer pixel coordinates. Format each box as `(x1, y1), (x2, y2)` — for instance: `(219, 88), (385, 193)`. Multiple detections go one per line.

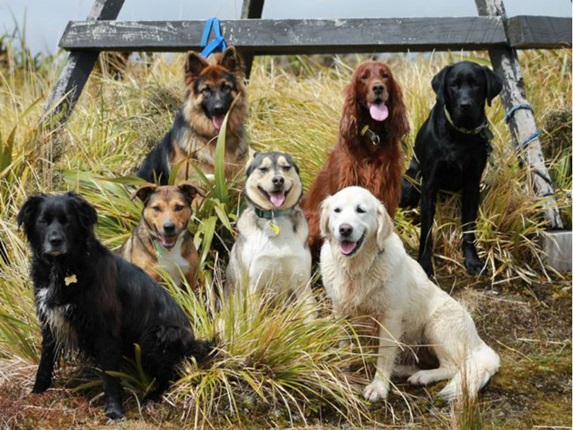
(17, 192), (212, 420)
(400, 61), (503, 277)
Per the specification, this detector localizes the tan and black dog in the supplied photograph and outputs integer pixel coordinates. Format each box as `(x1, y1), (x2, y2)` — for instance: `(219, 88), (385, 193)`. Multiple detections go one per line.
(226, 152), (314, 310)
(137, 46), (249, 186)
(119, 183), (202, 287)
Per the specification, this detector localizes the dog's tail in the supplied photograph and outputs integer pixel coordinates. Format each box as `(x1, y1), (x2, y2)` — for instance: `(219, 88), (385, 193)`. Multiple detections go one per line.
(439, 343), (500, 401)
(399, 157), (421, 208)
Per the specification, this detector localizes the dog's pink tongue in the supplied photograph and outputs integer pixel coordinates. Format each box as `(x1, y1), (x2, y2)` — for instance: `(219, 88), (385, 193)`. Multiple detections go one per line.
(340, 240), (357, 255)
(370, 103), (389, 122)
(212, 116), (224, 130)
(269, 192), (286, 207)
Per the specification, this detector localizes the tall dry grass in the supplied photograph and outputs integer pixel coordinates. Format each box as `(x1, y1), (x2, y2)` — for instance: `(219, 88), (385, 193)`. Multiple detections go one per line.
(0, 31), (571, 428)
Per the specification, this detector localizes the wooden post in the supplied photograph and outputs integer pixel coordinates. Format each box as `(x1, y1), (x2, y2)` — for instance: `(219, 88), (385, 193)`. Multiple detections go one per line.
(475, 0), (564, 230)
(240, 0), (265, 78)
(42, 0), (125, 130)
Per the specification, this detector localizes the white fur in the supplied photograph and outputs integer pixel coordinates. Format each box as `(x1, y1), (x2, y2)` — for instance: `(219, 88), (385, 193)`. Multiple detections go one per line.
(157, 235), (190, 286)
(229, 210), (312, 300)
(320, 186), (500, 402)
(36, 287), (77, 352)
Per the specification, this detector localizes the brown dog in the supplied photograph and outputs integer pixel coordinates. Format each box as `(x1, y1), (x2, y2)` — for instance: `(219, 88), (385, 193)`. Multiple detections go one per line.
(119, 183), (201, 287)
(300, 61), (409, 260)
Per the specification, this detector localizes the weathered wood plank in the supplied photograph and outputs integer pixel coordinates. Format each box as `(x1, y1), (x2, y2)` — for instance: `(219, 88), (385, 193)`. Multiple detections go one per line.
(59, 17), (508, 54)
(507, 16), (572, 49)
(475, 0), (564, 230)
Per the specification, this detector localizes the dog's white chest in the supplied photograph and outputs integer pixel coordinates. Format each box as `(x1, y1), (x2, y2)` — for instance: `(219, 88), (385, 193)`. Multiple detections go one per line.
(36, 287), (77, 350)
(240, 216), (311, 290)
(157, 236), (190, 284)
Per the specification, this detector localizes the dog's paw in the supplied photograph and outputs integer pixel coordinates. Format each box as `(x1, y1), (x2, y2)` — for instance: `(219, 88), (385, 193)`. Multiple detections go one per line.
(408, 370), (434, 386)
(104, 402), (124, 420)
(464, 257), (486, 276)
(32, 379), (51, 394)
(363, 380), (389, 402)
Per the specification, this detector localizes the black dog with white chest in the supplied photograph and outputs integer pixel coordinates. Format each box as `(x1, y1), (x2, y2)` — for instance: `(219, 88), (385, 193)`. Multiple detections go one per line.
(400, 61), (503, 277)
(17, 192), (211, 420)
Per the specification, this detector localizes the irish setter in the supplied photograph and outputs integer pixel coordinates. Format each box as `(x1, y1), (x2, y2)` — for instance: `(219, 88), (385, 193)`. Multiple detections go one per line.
(301, 61), (409, 259)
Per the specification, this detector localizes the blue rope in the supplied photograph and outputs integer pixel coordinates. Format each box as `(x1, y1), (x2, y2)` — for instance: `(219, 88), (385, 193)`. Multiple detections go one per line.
(505, 104), (534, 124)
(200, 17), (227, 58)
(520, 129), (541, 150)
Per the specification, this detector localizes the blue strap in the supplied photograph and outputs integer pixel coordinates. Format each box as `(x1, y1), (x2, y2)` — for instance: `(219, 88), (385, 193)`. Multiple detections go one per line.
(520, 129), (541, 150)
(505, 104), (534, 124)
(200, 17), (227, 58)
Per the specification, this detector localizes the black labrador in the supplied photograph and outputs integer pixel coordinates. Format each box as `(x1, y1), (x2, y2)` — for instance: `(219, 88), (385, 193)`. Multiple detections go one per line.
(17, 192), (212, 420)
(400, 61), (503, 277)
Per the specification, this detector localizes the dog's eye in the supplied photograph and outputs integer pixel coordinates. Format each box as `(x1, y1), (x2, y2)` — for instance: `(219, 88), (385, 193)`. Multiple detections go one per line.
(173, 204), (185, 212)
(220, 83), (231, 92)
(201, 87), (212, 97)
(356, 206), (366, 214)
(259, 167), (269, 173)
(151, 206), (162, 212)
(281, 165), (291, 172)
(333, 207), (341, 213)
(381, 72), (389, 79)
(360, 73), (368, 81)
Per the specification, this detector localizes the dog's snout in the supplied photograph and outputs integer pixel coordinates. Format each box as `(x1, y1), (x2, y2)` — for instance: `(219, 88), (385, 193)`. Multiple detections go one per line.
(272, 176), (284, 187)
(338, 223), (353, 237)
(459, 100), (472, 111)
(49, 235), (63, 247)
(372, 83), (385, 94)
(163, 222), (175, 234)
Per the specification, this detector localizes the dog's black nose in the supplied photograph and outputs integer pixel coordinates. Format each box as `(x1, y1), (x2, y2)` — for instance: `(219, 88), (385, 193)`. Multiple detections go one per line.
(459, 100), (472, 111)
(212, 103), (226, 116)
(338, 224), (353, 237)
(49, 236), (63, 247)
(272, 176), (284, 186)
(163, 222), (175, 234)
(372, 83), (385, 94)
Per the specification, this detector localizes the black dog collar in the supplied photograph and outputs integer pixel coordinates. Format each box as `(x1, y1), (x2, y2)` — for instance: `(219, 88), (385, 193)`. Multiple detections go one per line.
(360, 125), (387, 145)
(444, 107), (493, 141)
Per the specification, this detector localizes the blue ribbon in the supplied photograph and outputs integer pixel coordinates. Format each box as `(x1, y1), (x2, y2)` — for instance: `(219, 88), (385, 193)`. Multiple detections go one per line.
(200, 17), (227, 57)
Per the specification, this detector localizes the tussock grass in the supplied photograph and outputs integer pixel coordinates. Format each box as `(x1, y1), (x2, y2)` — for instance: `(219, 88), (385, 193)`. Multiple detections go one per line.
(0, 31), (571, 428)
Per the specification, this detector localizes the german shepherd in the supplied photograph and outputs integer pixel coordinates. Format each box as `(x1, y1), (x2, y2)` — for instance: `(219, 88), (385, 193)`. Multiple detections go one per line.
(137, 46), (249, 186)
(119, 183), (202, 288)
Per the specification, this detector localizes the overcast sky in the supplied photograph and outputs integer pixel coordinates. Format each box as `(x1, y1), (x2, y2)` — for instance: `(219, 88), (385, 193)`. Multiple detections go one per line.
(0, 0), (571, 55)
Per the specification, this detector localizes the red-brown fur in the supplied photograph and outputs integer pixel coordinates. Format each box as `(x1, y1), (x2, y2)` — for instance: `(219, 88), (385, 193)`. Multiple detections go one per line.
(301, 61), (409, 259)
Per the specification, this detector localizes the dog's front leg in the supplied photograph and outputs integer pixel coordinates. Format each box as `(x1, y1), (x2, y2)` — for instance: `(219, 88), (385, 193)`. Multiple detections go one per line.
(96, 337), (124, 420)
(363, 316), (402, 402)
(461, 173), (485, 275)
(32, 326), (57, 393)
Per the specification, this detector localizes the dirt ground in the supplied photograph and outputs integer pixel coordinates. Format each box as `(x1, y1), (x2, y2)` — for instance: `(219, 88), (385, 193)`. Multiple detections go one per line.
(0, 272), (571, 429)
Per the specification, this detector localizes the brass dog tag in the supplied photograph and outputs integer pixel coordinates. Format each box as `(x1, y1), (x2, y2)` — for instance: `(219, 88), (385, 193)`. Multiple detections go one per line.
(268, 222), (281, 237)
(64, 274), (78, 286)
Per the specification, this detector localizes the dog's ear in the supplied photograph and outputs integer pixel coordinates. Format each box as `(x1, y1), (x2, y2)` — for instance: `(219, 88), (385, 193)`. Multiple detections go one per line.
(376, 202), (393, 249)
(67, 192), (98, 230)
(319, 196), (332, 239)
(482, 66), (503, 106)
(178, 183), (204, 205)
(220, 46), (245, 75)
(431, 65), (452, 105)
(17, 194), (46, 237)
(245, 151), (260, 177)
(133, 183), (158, 205)
(184, 51), (209, 83)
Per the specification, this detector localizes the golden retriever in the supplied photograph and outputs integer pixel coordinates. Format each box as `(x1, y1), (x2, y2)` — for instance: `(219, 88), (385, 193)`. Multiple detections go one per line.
(319, 186), (500, 401)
